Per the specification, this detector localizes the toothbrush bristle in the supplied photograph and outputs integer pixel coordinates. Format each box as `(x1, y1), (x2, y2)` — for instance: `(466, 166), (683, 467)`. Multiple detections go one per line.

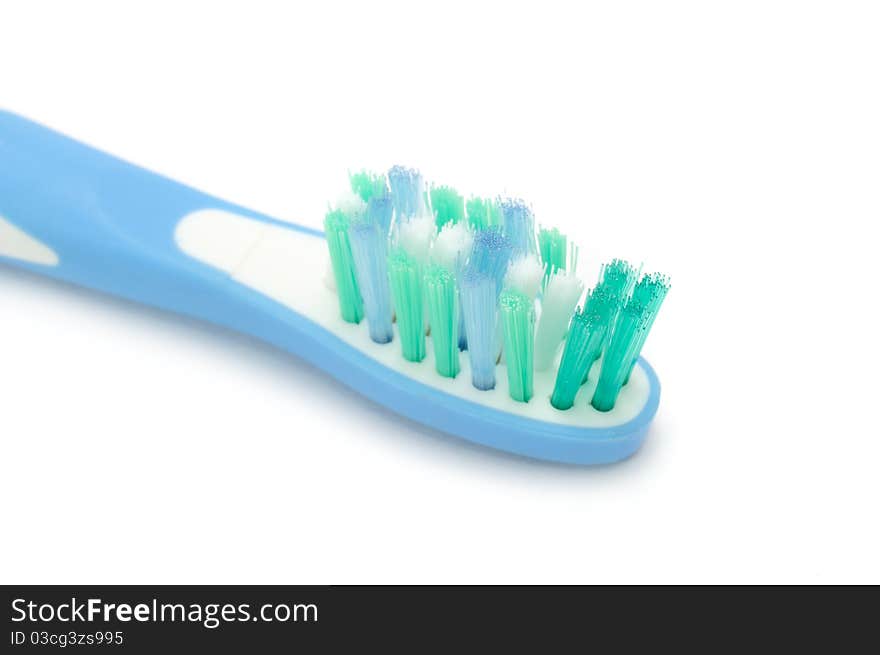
(349, 170), (388, 203)
(500, 198), (537, 257)
(550, 307), (608, 411)
(323, 208), (364, 324)
(598, 258), (639, 301)
(367, 194), (394, 237)
(424, 264), (460, 378)
(388, 165), (427, 220)
(335, 190), (367, 217)
(587, 269), (669, 411)
(396, 214), (435, 265)
(431, 222), (473, 351)
(538, 226), (566, 274)
(537, 226), (579, 288)
(469, 227), (513, 294)
(430, 185), (465, 229)
(630, 271), (670, 315)
(594, 258), (639, 359)
(348, 216), (394, 344)
(499, 289), (535, 403)
(460, 269), (498, 391)
(504, 254), (544, 301)
(583, 283), (618, 331)
(327, 166), (669, 412)
(533, 269), (584, 371)
(387, 247), (427, 362)
(623, 272), (670, 385)
(466, 196), (503, 231)
(432, 222), (473, 272)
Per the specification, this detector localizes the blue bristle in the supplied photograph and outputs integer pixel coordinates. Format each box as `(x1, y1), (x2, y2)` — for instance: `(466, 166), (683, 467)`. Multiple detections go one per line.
(388, 165), (426, 219)
(348, 216), (394, 344)
(500, 198), (537, 257)
(460, 269), (498, 391)
(368, 194), (393, 236)
(458, 325), (468, 351)
(469, 227), (513, 295)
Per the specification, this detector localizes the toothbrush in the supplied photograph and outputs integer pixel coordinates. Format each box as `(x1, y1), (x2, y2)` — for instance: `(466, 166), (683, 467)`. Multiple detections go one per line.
(0, 110), (667, 465)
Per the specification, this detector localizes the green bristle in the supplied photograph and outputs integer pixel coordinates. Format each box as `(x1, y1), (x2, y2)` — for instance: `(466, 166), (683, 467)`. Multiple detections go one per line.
(630, 271), (670, 314)
(349, 170), (387, 203)
(578, 285), (619, 383)
(387, 247), (426, 362)
(589, 258), (638, 362)
(424, 264), (460, 378)
(550, 307), (608, 410)
(430, 185), (465, 229)
(585, 284), (617, 333)
(591, 301), (648, 412)
(538, 227), (566, 272)
(583, 285), (617, 336)
(466, 196), (503, 231)
(324, 208), (363, 323)
(599, 258), (638, 301)
(499, 289), (535, 403)
(623, 272), (670, 384)
(538, 227), (578, 288)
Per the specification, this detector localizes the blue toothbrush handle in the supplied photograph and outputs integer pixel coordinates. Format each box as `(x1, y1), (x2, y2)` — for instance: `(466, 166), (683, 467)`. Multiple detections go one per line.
(0, 109), (318, 328)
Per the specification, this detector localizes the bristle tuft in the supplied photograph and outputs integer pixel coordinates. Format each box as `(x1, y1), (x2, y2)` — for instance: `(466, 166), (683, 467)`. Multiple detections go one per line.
(460, 269), (498, 390)
(500, 289), (535, 402)
(367, 195), (393, 236)
(538, 226), (579, 288)
(396, 214), (435, 265)
(538, 226), (566, 273)
(348, 216), (394, 343)
(500, 198), (537, 257)
(430, 185), (465, 229)
(550, 308), (609, 411)
(533, 269), (584, 371)
(593, 258), (639, 359)
(598, 258), (639, 300)
(388, 165), (427, 219)
(424, 264), (460, 378)
(591, 272), (670, 410)
(323, 208), (363, 323)
(349, 170), (388, 203)
(387, 248), (426, 362)
(624, 272), (670, 383)
(432, 222), (473, 272)
(504, 254), (544, 301)
(591, 302), (643, 412)
(432, 222), (473, 350)
(466, 196), (503, 231)
(469, 227), (513, 294)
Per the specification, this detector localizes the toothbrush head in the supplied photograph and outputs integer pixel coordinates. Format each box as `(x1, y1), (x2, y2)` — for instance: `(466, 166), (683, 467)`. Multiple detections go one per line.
(318, 167), (670, 462)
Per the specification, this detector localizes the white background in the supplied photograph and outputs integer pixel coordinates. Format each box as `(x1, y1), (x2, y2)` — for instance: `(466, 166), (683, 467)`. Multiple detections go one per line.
(1, 1), (877, 584)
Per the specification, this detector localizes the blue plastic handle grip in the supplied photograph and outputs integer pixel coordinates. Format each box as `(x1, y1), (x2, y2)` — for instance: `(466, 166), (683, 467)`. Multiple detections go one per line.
(0, 110), (660, 465)
(0, 109), (319, 320)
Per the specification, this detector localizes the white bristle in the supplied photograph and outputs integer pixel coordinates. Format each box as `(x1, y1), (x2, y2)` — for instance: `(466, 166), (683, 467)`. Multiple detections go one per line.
(505, 254), (544, 300)
(335, 190), (366, 216)
(431, 222), (473, 271)
(397, 214), (435, 265)
(534, 269), (585, 371)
